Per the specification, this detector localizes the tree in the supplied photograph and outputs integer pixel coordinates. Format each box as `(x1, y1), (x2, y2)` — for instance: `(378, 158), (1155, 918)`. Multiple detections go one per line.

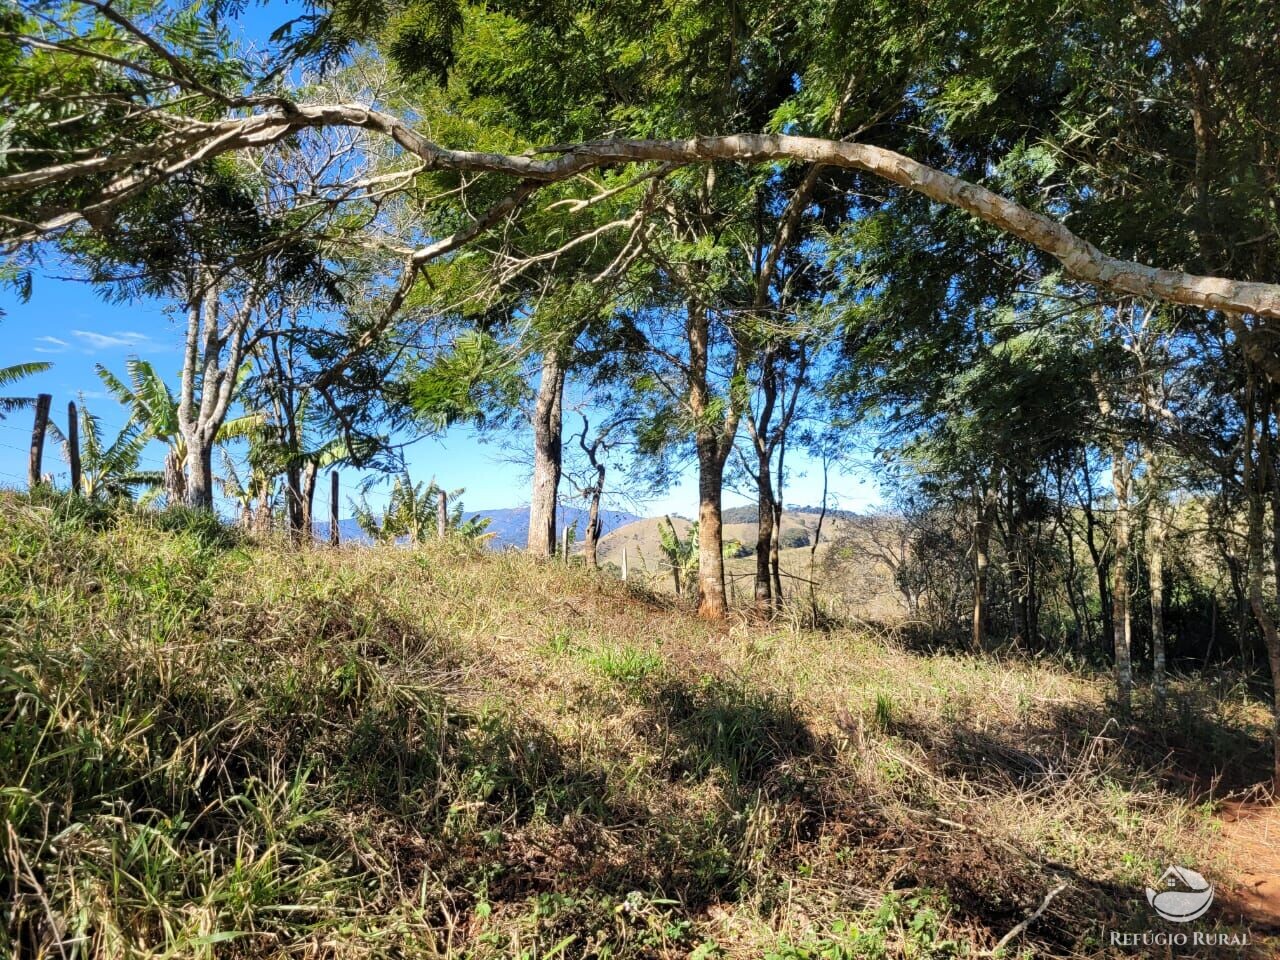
(96, 358), (260, 505)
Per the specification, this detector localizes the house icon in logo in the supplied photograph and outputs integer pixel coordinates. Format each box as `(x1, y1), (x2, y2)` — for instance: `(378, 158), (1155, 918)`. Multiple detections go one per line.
(1146, 866), (1214, 923)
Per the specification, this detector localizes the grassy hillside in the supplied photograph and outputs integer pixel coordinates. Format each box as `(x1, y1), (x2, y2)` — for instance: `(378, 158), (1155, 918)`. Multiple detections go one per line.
(2, 492), (1274, 958)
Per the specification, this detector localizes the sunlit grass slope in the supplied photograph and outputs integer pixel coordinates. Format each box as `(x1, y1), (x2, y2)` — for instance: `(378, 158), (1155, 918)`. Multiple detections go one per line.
(1, 492), (1272, 958)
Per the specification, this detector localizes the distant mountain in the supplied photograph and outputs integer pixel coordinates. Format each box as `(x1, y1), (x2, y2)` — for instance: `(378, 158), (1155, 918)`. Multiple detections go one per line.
(313, 518), (373, 545)
(721, 504), (866, 524)
(315, 505), (644, 550)
(475, 505), (645, 549)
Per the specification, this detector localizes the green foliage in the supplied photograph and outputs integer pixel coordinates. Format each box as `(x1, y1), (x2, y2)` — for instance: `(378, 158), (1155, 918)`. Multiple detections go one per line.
(384, 0), (462, 83)
(658, 516), (699, 594)
(765, 894), (961, 959)
(586, 644), (663, 688)
(407, 330), (526, 430)
(62, 396), (161, 500)
(353, 472), (491, 544)
(0, 360), (50, 418)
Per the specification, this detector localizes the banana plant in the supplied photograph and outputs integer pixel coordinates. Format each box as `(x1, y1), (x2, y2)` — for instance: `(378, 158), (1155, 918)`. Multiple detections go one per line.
(0, 361), (52, 419)
(217, 447), (277, 530)
(354, 473), (493, 545)
(658, 517), (700, 598)
(96, 359), (261, 504)
(58, 398), (162, 501)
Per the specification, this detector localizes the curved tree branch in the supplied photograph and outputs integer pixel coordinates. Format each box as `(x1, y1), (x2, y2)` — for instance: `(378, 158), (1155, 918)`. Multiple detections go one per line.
(5, 103), (1280, 361)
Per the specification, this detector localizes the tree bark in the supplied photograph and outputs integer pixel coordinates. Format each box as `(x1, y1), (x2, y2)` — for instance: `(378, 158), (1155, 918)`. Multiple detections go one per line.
(972, 482), (995, 650)
(583, 488), (601, 570)
(437, 488), (448, 539)
(187, 438), (215, 511)
(1144, 443), (1170, 711)
(1148, 509), (1168, 710)
(749, 349), (780, 614)
(527, 348), (565, 556)
(771, 438), (785, 601)
(255, 480), (272, 534)
(697, 448), (730, 619)
(176, 278), (255, 511)
(1079, 462), (1113, 656)
(300, 460), (318, 543)
(284, 463), (304, 539)
(163, 447), (185, 505)
(1110, 443), (1134, 715)
(1242, 368), (1280, 790)
(329, 470), (340, 546)
(754, 454), (776, 612)
(685, 296), (740, 620)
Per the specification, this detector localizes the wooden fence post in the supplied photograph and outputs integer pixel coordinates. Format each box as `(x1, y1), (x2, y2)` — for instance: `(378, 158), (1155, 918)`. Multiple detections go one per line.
(329, 470), (340, 546)
(437, 489), (447, 539)
(28, 393), (51, 489)
(621, 545), (629, 583)
(67, 400), (81, 494)
(561, 525), (570, 563)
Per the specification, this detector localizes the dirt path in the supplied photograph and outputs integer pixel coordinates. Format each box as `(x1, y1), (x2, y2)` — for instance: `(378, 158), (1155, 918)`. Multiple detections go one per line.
(1219, 802), (1280, 931)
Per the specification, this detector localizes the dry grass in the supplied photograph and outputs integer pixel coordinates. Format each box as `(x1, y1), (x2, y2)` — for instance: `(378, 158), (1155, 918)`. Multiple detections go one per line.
(1, 491), (1274, 958)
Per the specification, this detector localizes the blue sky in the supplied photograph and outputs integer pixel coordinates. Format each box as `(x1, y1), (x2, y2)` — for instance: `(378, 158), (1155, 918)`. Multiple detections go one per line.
(0, 271), (881, 517)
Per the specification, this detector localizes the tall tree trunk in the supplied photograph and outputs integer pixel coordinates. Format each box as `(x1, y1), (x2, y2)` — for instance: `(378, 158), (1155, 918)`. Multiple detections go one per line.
(1146, 447), (1169, 711)
(754, 455), (775, 612)
(528, 348), (565, 556)
(186, 436), (215, 510)
(696, 444), (730, 619)
(1111, 441), (1134, 715)
(177, 278), (256, 511)
(300, 460), (318, 543)
(284, 463), (304, 540)
(1080, 460), (1113, 652)
(1008, 488), (1029, 646)
(1095, 378), (1133, 713)
(583, 492), (601, 569)
(255, 480), (272, 534)
(685, 297), (740, 621)
(752, 355), (778, 614)
(1243, 369), (1280, 790)
(583, 464), (603, 570)
(1148, 515), (1168, 710)
(771, 439), (784, 601)
(972, 482), (994, 651)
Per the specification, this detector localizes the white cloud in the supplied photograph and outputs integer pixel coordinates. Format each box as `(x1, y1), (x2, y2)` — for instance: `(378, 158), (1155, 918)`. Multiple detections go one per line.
(33, 335), (69, 354)
(71, 329), (152, 351)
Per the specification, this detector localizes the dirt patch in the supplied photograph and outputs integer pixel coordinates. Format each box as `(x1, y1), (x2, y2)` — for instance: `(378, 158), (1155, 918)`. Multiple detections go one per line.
(1219, 801), (1280, 931)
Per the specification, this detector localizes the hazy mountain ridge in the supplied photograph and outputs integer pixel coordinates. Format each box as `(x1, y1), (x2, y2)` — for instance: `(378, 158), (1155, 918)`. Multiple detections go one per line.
(315, 504), (644, 548)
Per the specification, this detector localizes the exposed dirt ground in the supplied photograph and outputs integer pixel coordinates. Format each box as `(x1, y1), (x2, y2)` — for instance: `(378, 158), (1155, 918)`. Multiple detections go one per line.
(1220, 801), (1280, 934)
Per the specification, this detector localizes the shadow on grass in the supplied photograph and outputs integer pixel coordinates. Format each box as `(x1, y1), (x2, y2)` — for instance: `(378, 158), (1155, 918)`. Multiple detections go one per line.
(886, 694), (1271, 800)
(11, 550), (1250, 957)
